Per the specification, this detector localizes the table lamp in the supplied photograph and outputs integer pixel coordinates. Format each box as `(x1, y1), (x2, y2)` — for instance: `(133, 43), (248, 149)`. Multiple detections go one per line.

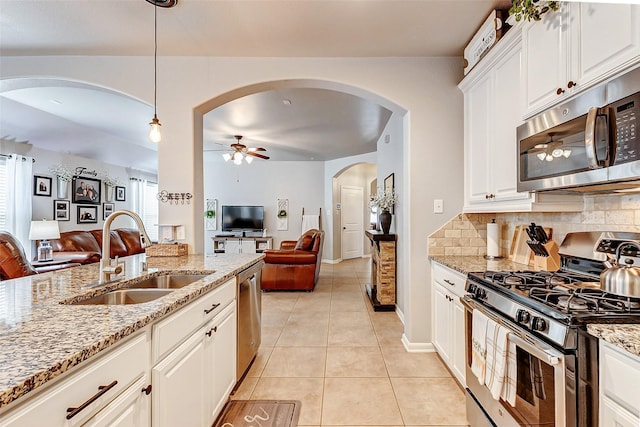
(29, 220), (60, 262)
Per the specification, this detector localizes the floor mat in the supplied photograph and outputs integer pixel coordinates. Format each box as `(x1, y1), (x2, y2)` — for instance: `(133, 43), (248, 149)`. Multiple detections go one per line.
(213, 400), (301, 427)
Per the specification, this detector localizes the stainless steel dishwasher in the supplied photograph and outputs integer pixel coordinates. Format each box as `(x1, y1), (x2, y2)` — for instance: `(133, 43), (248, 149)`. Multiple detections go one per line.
(236, 260), (263, 379)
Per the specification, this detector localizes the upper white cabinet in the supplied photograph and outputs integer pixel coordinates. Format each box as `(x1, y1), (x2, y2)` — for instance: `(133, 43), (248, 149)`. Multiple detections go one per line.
(523, 2), (640, 117)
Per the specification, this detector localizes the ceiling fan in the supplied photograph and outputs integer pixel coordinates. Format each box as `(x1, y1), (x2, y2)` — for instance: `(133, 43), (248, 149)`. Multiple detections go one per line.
(222, 135), (270, 164)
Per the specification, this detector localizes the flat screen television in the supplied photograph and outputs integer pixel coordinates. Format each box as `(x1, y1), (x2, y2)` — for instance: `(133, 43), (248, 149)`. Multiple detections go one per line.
(221, 205), (264, 232)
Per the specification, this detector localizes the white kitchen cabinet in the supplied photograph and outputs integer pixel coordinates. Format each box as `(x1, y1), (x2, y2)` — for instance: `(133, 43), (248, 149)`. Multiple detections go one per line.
(152, 301), (236, 427)
(0, 331), (150, 427)
(431, 262), (466, 386)
(599, 340), (640, 426)
(523, 2), (640, 118)
(460, 23), (584, 213)
(212, 236), (272, 254)
(84, 376), (151, 427)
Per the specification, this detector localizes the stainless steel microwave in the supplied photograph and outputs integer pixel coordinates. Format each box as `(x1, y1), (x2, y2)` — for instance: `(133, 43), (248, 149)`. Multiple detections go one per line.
(517, 67), (640, 193)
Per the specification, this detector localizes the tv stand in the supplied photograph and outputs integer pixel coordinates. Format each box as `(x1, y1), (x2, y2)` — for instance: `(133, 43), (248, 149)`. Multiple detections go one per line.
(212, 236), (272, 254)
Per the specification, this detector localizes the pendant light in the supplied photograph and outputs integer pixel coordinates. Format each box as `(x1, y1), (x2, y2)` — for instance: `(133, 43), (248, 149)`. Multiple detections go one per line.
(149, 1), (162, 143)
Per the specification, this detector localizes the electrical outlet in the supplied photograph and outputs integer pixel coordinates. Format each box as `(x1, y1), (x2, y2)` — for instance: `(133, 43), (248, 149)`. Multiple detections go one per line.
(433, 199), (444, 214)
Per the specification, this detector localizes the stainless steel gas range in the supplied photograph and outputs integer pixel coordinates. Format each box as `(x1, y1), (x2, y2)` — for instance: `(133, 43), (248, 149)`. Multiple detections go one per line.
(463, 231), (640, 427)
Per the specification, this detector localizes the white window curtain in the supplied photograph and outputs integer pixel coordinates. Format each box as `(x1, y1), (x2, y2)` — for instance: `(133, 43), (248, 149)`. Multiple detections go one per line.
(5, 154), (33, 259)
(131, 178), (159, 242)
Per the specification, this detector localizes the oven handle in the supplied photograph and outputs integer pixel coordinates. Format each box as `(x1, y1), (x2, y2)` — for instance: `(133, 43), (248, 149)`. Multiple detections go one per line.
(471, 301), (563, 366)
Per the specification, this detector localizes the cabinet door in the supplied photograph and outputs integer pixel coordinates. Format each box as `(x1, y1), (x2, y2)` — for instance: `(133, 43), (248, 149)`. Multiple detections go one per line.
(601, 398), (639, 427)
(225, 240), (241, 254)
(432, 284), (452, 363)
(241, 239), (256, 254)
(207, 305), (237, 423)
(84, 376), (151, 427)
(574, 3), (640, 87)
(152, 330), (208, 427)
(491, 44), (529, 203)
(452, 299), (467, 386)
(523, 5), (571, 114)
(465, 73), (492, 204)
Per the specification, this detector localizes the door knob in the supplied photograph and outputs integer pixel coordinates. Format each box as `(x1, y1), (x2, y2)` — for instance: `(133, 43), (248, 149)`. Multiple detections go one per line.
(343, 227), (346, 230)
(556, 88), (565, 95)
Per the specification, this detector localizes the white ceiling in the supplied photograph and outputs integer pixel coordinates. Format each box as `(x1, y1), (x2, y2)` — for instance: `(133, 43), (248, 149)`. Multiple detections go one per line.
(0, 0), (510, 172)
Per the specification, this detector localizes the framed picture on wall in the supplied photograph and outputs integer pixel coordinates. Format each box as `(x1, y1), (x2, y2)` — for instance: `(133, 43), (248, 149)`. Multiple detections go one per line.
(115, 186), (126, 201)
(33, 175), (52, 197)
(72, 176), (101, 205)
(54, 200), (70, 221)
(384, 173), (395, 214)
(103, 202), (115, 220)
(77, 205), (98, 224)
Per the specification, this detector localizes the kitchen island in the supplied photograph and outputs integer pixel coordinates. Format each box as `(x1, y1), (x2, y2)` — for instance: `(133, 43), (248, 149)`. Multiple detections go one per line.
(0, 252), (264, 411)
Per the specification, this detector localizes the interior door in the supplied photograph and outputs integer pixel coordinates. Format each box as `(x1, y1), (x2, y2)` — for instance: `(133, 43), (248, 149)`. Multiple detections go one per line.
(341, 185), (363, 260)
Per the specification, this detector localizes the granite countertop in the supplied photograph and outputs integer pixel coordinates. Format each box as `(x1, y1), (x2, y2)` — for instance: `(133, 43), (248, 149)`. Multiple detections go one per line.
(429, 255), (640, 357)
(0, 253), (264, 409)
(429, 255), (531, 275)
(587, 324), (640, 357)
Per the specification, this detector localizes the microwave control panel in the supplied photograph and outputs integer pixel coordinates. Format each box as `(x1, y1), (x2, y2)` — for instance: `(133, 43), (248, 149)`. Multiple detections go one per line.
(613, 93), (639, 164)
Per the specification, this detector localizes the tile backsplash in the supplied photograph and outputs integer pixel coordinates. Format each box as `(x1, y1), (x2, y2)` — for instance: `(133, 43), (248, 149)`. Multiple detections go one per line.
(428, 194), (640, 258)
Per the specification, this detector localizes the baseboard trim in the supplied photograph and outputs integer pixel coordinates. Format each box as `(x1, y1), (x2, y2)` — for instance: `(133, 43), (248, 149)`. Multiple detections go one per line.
(322, 258), (342, 264)
(401, 334), (436, 353)
(395, 307), (405, 325)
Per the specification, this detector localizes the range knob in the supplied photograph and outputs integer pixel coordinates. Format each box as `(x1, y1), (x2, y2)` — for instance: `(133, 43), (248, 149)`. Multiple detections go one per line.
(474, 287), (487, 300)
(516, 309), (531, 324)
(531, 317), (547, 332)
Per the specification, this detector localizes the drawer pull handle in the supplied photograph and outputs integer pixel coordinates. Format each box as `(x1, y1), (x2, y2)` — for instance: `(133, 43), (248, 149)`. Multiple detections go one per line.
(206, 326), (218, 337)
(142, 384), (152, 395)
(66, 380), (118, 419)
(443, 279), (456, 287)
(204, 303), (221, 314)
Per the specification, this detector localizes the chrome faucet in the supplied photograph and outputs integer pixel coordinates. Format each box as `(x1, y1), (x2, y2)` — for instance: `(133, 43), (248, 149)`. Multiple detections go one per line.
(99, 210), (152, 284)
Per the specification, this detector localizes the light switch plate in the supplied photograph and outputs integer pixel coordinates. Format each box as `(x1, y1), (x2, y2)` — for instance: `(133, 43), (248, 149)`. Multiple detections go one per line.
(433, 199), (444, 214)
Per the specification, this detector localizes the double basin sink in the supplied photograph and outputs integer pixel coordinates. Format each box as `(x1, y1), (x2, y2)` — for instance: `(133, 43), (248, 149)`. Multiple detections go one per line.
(67, 273), (210, 305)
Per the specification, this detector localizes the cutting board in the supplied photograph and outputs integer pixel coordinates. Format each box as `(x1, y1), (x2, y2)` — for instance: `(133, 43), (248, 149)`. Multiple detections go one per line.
(509, 225), (531, 265)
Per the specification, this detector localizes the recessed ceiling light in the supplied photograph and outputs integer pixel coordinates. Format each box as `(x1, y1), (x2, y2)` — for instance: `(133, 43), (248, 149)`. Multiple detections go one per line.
(49, 99), (62, 105)
(282, 99), (292, 105)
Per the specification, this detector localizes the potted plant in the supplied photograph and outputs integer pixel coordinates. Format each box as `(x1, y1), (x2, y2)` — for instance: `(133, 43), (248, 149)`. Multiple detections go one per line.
(205, 210), (215, 219)
(369, 190), (398, 234)
(277, 209), (288, 219)
(49, 164), (73, 199)
(101, 173), (120, 202)
(508, 0), (559, 22)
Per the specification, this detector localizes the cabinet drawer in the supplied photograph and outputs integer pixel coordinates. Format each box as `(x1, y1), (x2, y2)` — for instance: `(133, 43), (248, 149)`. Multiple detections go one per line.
(1, 331), (149, 427)
(152, 278), (236, 363)
(600, 341), (640, 417)
(432, 262), (467, 297)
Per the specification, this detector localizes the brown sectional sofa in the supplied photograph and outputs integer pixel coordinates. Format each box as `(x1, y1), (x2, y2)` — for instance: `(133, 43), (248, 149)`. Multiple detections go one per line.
(49, 228), (146, 265)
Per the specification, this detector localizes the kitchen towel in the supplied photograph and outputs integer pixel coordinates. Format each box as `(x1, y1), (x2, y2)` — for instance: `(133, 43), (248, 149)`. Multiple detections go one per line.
(485, 323), (509, 401)
(502, 337), (518, 406)
(487, 221), (501, 258)
(471, 309), (490, 385)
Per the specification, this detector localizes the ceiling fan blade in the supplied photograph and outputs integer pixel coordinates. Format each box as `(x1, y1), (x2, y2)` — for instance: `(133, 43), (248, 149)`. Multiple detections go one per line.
(247, 152), (270, 160)
(247, 147), (267, 152)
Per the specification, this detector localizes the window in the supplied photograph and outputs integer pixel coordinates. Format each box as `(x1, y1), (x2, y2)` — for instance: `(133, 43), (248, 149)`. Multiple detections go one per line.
(0, 157), (7, 230)
(143, 181), (159, 242)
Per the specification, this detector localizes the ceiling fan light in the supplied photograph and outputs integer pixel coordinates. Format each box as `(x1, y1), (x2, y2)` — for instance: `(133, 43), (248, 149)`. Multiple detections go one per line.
(233, 152), (243, 161)
(563, 149), (572, 158)
(536, 152), (547, 161)
(545, 154), (553, 162)
(552, 148), (564, 158)
(222, 153), (231, 162)
(149, 115), (162, 143)
(245, 156), (253, 164)
(233, 156), (243, 165)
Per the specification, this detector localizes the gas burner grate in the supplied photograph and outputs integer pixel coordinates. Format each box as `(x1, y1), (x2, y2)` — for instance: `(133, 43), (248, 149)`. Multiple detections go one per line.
(529, 287), (640, 315)
(482, 270), (589, 290)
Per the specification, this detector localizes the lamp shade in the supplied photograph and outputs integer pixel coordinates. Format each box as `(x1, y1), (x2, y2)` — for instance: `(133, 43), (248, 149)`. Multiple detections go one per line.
(29, 220), (60, 241)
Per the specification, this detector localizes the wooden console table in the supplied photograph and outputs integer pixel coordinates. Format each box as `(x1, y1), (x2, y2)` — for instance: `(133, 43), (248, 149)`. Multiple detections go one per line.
(365, 230), (397, 312)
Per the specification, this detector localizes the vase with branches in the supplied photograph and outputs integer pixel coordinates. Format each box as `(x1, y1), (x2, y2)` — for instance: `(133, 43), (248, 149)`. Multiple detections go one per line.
(509, 0), (559, 22)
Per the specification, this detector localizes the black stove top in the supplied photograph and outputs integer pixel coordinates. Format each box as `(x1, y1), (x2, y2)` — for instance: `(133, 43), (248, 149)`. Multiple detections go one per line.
(468, 269), (640, 322)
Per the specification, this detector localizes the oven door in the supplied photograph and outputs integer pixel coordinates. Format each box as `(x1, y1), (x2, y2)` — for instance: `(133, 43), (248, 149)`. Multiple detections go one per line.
(464, 302), (572, 427)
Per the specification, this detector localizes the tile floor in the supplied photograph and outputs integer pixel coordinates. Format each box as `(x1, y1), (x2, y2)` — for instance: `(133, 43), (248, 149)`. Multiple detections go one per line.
(231, 258), (469, 426)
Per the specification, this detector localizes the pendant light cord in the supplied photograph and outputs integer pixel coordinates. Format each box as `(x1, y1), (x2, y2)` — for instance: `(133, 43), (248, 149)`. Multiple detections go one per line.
(153, 1), (158, 117)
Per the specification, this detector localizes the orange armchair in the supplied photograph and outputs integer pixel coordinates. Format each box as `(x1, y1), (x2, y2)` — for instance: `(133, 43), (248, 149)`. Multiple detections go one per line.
(261, 229), (324, 291)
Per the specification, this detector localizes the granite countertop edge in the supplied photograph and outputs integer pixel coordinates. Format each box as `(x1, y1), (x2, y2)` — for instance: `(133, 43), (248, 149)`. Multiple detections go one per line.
(0, 253), (264, 410)
(429, 255), (640, 358)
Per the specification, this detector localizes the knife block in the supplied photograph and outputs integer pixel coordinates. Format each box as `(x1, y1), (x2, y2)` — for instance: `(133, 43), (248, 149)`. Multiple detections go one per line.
(533, 241), (561, 271)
